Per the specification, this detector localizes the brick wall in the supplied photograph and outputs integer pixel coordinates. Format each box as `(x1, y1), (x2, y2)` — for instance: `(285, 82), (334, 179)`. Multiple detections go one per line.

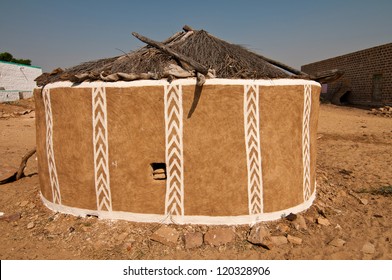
(301, 43), (392, 105)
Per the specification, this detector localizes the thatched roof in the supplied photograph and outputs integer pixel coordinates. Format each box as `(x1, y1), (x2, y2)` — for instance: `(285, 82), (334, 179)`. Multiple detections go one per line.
(36, 26), (308, 86)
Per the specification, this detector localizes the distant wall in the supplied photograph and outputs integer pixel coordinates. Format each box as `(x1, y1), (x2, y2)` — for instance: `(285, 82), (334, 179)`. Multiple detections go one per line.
(301, 43), (392, 106)
(0, 61), (42, 102)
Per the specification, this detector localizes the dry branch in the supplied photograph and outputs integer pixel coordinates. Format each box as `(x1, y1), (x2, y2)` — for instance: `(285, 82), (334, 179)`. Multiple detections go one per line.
(0, 148), (36, 184)
(182, 25), (194, 32)
(16, 148), (36, 180)
(132, 32), (209, 75)
(253, 53), (308, 76)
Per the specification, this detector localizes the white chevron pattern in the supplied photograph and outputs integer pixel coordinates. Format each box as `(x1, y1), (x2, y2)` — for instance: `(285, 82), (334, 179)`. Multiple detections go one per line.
(302, 84), (312, 201)
(244, 84), (264, 215)
(92, 87), (112, 211)
(42, 88), (62, 205)
(164, 84), (184, 216)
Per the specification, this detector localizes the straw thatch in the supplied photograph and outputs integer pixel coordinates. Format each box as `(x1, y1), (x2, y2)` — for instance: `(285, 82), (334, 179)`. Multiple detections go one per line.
(36, 27), (304, 86)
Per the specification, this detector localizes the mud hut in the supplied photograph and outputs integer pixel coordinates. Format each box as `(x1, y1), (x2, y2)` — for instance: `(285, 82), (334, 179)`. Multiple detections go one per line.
(34, 26), (321, 225)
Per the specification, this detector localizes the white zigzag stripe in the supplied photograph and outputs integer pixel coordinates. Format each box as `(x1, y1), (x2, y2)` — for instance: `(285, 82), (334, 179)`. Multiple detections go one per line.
(42, 88), (62, 205)
(302, 84), (312, 201)
(92, 87), (112, 212)
(164, 84), (184, 216)
(244, 84), (264, 215)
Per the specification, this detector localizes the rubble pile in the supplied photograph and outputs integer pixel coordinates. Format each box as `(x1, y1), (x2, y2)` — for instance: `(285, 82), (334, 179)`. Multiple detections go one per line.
(369, 106), (392, 117)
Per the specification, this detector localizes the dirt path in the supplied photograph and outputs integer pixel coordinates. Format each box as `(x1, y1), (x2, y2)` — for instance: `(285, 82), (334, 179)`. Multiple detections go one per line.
(0, 101), (391, 260)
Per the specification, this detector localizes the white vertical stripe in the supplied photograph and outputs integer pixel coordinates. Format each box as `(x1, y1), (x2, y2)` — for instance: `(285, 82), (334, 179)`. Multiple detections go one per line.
(244, 84), (264, 215)
(302, 84), (312, 201)
(164, 84), (185, 216)
(42, 88), (62, 204)
(92, 87), (112, 211)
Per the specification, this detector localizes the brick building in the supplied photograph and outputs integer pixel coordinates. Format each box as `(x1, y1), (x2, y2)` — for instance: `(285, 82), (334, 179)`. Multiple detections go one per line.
(301, 43), (392, 106)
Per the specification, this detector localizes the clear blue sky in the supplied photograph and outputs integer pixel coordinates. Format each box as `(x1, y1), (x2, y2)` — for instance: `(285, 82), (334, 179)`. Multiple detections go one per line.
(1, 0), (391, 72)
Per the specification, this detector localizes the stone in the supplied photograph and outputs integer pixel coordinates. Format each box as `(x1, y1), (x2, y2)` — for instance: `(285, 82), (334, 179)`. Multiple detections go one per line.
(317, 217), (331, 226)
(276, 223), (290, 233)
(361, 242), (375, 254)
(81, 226), (90, 232)
(184, 232), (204, 249)
(153, 168), (165, 175)
(285, 213), (297, 221)
(93, 240), (107, 250)
(204, 228), (235, 246)
(328, 238), (346, 247)
(270, 236), (288, 246)
(287, 234), (302, 245)
(359, 198), (368, 205)
(339, 169), (353, 176)
(44, 223), (57, 233)
(18, 109), (33, 115)
(150, 226), (180, 246)
(116, 232), (129, 241)
(247, 224), (272, 247)
(27, 222), (35, 229)
(124, 242), (133, 252)
(152, 173), (166, 180)
(0, 212), (21, 222)
(292, 215), (307, 230)
(20, 201), (29, 207)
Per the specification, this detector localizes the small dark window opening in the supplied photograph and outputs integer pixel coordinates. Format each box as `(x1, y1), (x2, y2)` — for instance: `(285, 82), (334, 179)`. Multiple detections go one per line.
(150, 163), (166, 180)
(340, 91), (351, 104)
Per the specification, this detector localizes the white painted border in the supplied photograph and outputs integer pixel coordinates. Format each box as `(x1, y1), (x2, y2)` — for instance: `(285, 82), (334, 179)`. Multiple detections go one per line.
(41, 78), (321, 90)
(40, 190), (315, 225)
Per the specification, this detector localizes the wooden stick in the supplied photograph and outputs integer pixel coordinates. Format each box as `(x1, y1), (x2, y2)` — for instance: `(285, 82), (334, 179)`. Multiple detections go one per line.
(161, 31), (184, 45)
(16, 148), (36, 180)
(1, 148), (37, 184)
(254, 53), (308, 76)
(132, 32), (209, 75)
(182, 25), (194, 32)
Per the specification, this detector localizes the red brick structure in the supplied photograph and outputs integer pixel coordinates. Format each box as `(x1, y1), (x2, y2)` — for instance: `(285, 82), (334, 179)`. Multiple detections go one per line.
(301, 43), (392, 105)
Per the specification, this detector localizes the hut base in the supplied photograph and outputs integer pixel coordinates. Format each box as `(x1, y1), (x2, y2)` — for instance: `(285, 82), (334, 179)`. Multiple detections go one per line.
(41, 190), (315, 225)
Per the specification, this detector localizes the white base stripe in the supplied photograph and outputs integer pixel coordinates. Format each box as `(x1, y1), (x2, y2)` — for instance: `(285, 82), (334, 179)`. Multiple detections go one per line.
(40, 190), (316, 226)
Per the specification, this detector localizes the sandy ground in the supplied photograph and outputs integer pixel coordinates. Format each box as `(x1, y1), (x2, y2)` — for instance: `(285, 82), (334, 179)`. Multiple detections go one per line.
(0, 99), (391, 260)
